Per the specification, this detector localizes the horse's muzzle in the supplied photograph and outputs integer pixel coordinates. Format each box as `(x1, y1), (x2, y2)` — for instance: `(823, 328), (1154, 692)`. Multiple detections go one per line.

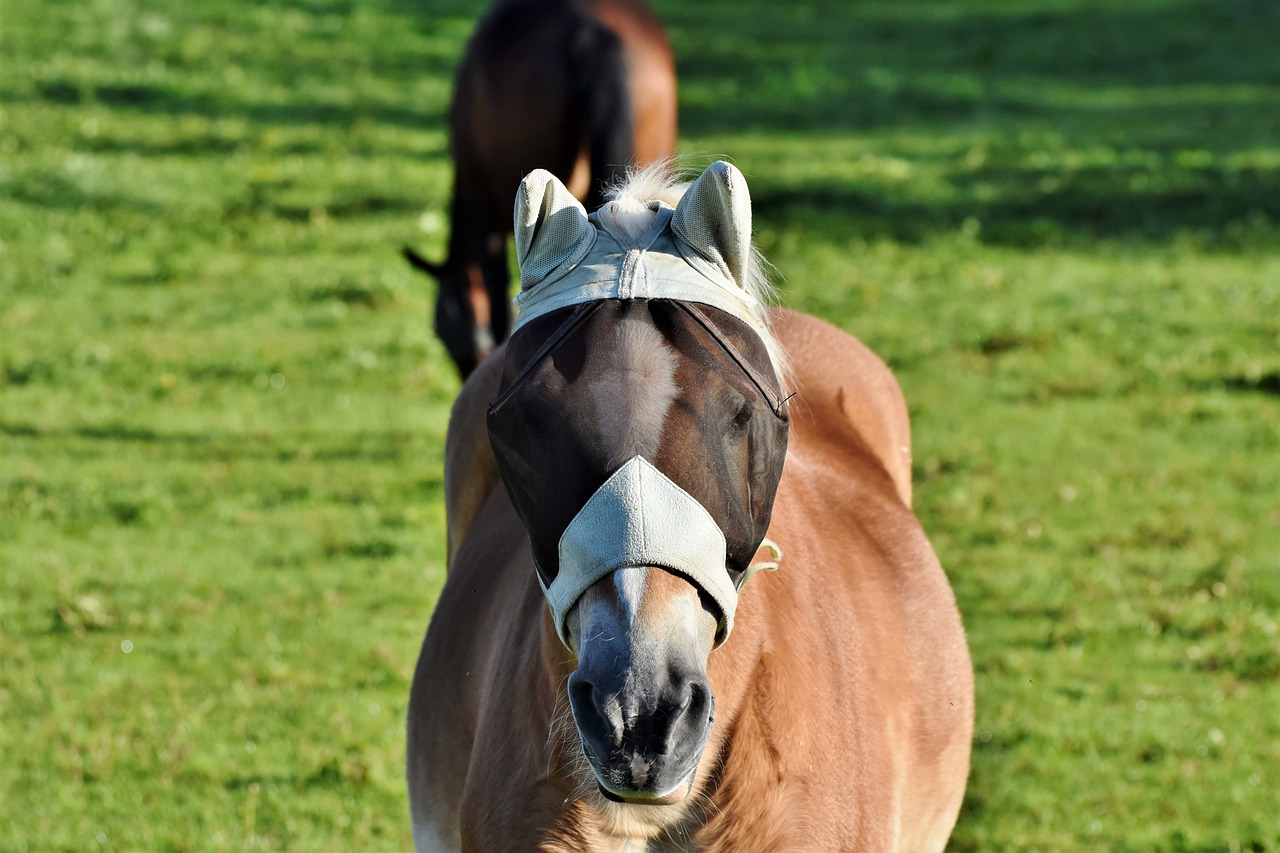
(568, 667), (714, 804)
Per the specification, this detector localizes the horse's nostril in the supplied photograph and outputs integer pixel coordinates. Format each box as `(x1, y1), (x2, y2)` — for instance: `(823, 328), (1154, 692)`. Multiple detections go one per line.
(568, 674), (593, 711)
(687, 679), (714, 726)
(615, 676), (713, 749)
(568, 672), (623, 748)
(691, 676), (711, 712)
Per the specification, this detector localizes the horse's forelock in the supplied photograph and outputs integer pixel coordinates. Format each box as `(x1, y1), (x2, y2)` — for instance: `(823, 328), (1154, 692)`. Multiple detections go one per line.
(602, 161), (791, 385)
(603, 159), (689, 216)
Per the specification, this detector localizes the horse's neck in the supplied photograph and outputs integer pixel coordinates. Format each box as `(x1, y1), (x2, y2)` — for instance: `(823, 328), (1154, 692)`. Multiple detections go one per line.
(538, 795), (709, 853)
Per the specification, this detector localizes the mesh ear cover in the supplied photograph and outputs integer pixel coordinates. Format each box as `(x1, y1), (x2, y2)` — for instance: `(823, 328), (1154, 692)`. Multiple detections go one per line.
(670, 161), (753, 288)
(514, 169), (596, 290)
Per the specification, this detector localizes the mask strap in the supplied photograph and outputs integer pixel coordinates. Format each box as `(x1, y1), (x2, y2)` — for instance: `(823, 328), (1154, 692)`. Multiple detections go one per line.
(488, 301), (603, 415)
(737, 537), (782, 591)
(675, 302), (788, 416)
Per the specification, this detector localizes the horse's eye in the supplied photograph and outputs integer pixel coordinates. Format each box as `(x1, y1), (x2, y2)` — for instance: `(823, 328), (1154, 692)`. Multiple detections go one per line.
(732, 402), (752, 431)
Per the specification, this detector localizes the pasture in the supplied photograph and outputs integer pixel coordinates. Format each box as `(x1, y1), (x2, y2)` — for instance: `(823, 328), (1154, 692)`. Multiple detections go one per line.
(2, 0), (1278, 849)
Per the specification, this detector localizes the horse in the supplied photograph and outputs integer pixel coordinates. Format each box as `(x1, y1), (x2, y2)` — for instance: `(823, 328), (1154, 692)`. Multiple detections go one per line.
(406, 161), (974, 851)
(404, 0), (678, 378)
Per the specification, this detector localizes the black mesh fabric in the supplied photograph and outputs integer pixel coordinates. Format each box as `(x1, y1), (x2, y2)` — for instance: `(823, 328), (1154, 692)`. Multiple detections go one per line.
(486, 300), (789, 599)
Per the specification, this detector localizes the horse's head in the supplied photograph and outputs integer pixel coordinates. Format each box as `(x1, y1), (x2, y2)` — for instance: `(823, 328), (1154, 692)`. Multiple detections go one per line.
(487, 162), (790, 806)
(403, 245), (510, 379)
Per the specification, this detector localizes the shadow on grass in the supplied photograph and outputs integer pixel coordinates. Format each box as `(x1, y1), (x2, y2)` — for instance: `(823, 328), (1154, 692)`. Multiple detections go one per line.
(25, 78), (445, 135)
(2, 170), (169, 216)
(14, 0), (1280, 247)
(660, 0), (1280, 246)
(750, 164), (1280, 247)
(0, 420), (425, 463)
(666, 0), (1280, 133)
(3, 160), (426, 221)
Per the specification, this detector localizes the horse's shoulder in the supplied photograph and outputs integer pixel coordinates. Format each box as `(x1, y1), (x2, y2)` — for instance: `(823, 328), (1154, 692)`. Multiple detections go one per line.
(444, 346), (506, 565)
(770, 308), (914, 505)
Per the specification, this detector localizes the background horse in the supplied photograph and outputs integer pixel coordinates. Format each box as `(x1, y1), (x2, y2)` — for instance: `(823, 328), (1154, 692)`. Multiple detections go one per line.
(407, 162), (973, 851)
(404, 0), (677, 378)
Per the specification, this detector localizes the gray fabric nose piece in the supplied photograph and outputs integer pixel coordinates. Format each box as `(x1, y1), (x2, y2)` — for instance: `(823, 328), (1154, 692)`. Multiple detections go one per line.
(550, 455), (738, 648)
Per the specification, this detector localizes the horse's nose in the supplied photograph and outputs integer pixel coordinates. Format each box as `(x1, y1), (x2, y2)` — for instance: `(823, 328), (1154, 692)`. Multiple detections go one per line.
(570, 671), (713, 748)
(623, 677), (714, 759)
(568, 667), (714, 799)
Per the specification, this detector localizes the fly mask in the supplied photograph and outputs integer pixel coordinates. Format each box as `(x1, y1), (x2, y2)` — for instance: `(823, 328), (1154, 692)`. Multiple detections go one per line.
(486, 161), (790, 649)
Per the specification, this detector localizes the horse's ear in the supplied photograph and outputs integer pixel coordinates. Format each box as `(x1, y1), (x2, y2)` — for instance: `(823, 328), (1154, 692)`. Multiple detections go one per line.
(514, 169), (593, 291)
(671, 160), (752, 287)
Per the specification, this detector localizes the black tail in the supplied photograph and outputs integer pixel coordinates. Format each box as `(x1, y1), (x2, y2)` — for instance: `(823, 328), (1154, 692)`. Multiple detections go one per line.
(571, 19), (634, 210)
(402, 246), (443, 279)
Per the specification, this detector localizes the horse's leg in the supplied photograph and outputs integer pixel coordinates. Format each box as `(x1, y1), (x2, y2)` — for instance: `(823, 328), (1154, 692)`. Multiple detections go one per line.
(479, 237), (510, 347)
(449, 182), (510, 360)
(571, 19), (634, 209)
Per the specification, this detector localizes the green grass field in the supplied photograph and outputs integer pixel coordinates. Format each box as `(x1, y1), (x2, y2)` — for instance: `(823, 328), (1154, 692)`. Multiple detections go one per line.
(2, 0), (1278, 849)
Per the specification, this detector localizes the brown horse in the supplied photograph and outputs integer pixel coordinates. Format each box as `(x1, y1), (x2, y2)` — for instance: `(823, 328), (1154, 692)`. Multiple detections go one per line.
(405, 0), (677, 378)
(407, 162), (973, 851)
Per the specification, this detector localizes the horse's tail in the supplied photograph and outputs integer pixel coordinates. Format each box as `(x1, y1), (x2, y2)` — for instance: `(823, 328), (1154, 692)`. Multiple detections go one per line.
(571, 17), (634, 210)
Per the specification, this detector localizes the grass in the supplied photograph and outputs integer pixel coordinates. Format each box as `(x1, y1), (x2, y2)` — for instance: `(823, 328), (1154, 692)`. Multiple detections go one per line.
(2, 0), (1278, 849)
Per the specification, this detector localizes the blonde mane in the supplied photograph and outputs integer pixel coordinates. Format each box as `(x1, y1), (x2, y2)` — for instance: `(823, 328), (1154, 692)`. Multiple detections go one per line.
(600, 161), (792, 386)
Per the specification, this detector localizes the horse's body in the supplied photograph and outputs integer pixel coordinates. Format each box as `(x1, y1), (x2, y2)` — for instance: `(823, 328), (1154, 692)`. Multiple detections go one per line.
(406, 0), (677, 377)
(407, 164), (972, 851)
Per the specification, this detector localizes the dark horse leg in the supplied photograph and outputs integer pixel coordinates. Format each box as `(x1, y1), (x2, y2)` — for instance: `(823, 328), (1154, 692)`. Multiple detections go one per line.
(427, 184), (509, 378)
(570, 16), (635, 210)
(478, 236), (510, 355)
